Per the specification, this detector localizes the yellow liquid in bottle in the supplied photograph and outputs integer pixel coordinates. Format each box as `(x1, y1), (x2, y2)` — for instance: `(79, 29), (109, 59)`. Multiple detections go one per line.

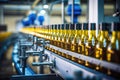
(61, 24), (66, 57)
(77, 23), (87, 64)
(95, 23), (110, 72)
(107, 31), (120, 76)
(53, 25), (57, 46)
(65, 24), (72, 59)
(71, 24), (78, 62)
(85, 23), (96, 67)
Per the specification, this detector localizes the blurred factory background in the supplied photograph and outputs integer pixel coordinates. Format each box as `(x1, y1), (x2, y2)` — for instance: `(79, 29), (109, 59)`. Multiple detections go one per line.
(0, 0), (117, 32)
(0, 0), (120, 80)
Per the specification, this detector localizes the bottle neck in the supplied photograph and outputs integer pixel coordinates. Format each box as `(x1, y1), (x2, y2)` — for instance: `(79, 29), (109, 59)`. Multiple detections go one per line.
(60, 29), (63, 35)
(82, 30), (85, 36)
(85, 30), (88, 36)
(101, 31), (108, 37)
(89, 30), (96, 36)
(75, 30), (79, 37)
(111, 31), (117, 43)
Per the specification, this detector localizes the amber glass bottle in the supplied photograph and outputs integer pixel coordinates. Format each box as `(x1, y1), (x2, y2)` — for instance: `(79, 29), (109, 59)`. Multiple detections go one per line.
(95, 23), (109, 71)
(77, 23), (83, 54)
(83, 23), (89, 55)
(49, 25), (53, 45)
(56, 24), (60, 47)
(70, 24), (77, 61)
(71, 24), (78, 52)
(65, 24), (71, 50)
(65, 24), (72, 59)
(49, 25), (53, 51)
(61, 24), (68, 49)
(60, 24), (65, 49)
(76, 23), (82, 53)
(51, 24), (54, 45)
(57, 24), (62, 48)
(56, 24), (62, 55)
(107, 22), (120, 76)
(53, 24), (57, 46)
(85, 23), (97, 67)
(61, 24), (67, 57)
(71, 24), (75, 52)
(47, 25), (50, 50)
(77, 23), (88, 64)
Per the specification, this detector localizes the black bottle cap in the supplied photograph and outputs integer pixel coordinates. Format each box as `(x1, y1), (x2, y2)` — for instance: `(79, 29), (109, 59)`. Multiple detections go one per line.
(112, 22), (120, 31)
(90, 23), (96, 30)
(65, 24), (69, 30)
(70, 24), (74, 30)
(83, 23), (88, 30)
(54, 24), (57, 29)
(76, 23), (82, 30)
(61, 24), (64, 30)
(51, 25), (54, 29)
(58, 24), (60, 29)
(100, 23), (108, 31)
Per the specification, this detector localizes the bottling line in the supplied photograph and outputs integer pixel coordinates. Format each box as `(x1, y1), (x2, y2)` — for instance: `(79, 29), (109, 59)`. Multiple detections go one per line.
(0, 0), (120, 80)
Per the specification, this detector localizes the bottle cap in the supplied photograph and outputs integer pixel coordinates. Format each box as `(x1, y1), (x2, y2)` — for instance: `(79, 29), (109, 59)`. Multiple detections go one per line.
(70, 24), (74, 30)
(90, 23), (96, 30)
(61, 24), (64, 30)
(51, 24), (54, 29)
(58, 24), (61, 29)
(76, 23), (82, 30)
(100, 23), (108, 31)
(112, 22), (120, 31)
(65, 24), (69, 30)
(83, 23), (88, 30)
(55, 24), (57, 29)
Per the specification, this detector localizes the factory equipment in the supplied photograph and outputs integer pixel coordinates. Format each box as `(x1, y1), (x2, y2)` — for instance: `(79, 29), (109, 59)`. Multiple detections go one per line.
(11, 22), (120, 80)
(10, 0), (120, 80)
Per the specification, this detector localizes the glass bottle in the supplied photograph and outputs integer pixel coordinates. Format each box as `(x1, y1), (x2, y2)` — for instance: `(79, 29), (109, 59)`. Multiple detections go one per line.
(78, 23), (88, 64)
(57, 24), (62, 55)
(61, 24), (67, 49)
(60, 24), (65, 49)
(57, 24), (62, 47)
(71, 24), (77, 52)
(61, 24), (67, 57)
(65, 24), (72, 59)
(53, 24), (57, 46)
(49, 25), (53, 51)
(51, 25), (56, 52)
(107, 22), (120, 76)
(85, 23), (97, 67)
(70, 24), (78, 62)
(76, 23), (82, 53)
(95, 23), (109, 71)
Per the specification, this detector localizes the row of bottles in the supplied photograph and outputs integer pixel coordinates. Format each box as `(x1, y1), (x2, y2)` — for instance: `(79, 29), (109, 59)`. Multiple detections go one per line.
(39, 23), (120, 64)
(34, 22), (120, 78)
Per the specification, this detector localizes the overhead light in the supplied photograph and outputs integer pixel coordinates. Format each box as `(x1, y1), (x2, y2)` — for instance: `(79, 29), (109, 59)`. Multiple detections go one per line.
(43, 5), (49, 9)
